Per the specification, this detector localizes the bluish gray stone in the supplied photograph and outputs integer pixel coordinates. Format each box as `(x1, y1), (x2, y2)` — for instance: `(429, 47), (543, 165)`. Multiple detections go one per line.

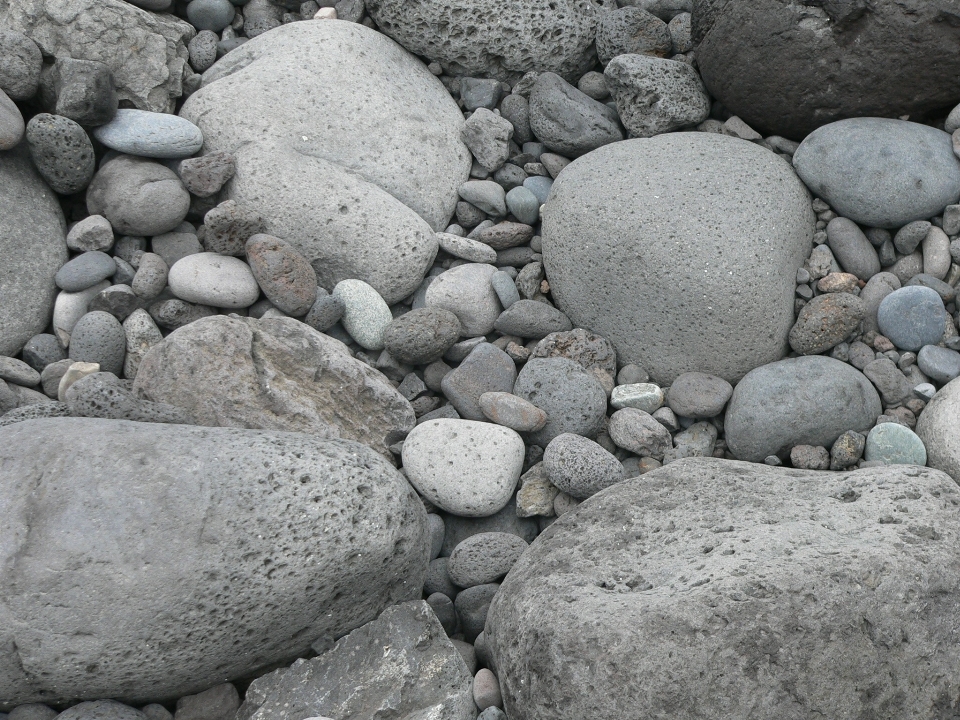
(186, 0), (236, 31)
(441, 343), (517, 421)
(793, 118), (960, 229)
(513, 357), (608, 446)
(459, 181), (507, 217)
(92, 110), (203, 160)
(825, 217), (880, 281)
(522, 175), (553, 205)
(505, 186), (539, 225)
(491, 270), (520, 309)
(493, 299), (572, 339)
(865, 422), (927, 466)
(918, 345), (960, 385)
(68, 311), (126, 376)
(460, 78), (502, 111)
(877, 286), (947, 352)
(528, 73), (623, 158)
(55, 251), (117, 292)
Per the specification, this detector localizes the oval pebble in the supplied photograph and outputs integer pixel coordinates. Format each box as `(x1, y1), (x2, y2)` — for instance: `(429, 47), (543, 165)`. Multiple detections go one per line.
(68, 311), (126, 377)
(490, 270), (521, 309)
(666, 371), (733, 418)
(522, 175), (553, 205)
(459, 180), (507, 216)
(473, 668), (503, 712)
(92, 110), (203, 160)
(505, 185), (540, 224)
(543, 432), (625, 499)
(610, 383), (664, 413)
(864, 422), (927, 466)
(0, 356), (41, 387)
(186, 0), (236, 31)
(425, 263), (502, 336)
(245, 233), (317, 316)
(877, 286), (947, 352)
(917, 345), (960, 385)
(493, 299), (572, 339)
(55, 251), (117, 293)
(332, 278), (392, 351)
(447, 531), (529, 587)
(382, 307), (462, 364)
(168, 252), (260, 309)
(437, 232), (498, 264)
(25, 113), (95, 194)
(0, 87), (24, 150)
(478, 391), (547, 432)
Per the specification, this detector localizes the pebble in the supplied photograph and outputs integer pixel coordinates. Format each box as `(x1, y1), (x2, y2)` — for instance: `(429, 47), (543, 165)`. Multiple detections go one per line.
(446, 336), (487, 363)
(493, 299), (572, 339)
(460, 78), (502, 111)
(437, 232), (498, 264)
(522, 175), (553, 205)
(922, 226), (952, 281)
(168, 253), (261, 309)
(151, 231), (203, 268)
(505, 186), (540, 224)
(65, 371), (192, 424)
(478, 707), (507, 720)
(596, 7), (672, 64)
(67, 215), (113, 253)
(528, 73), (623, 157)
(0, 30), (42, 101)
(455, 582), (499, 642)
(459, 180), (507, 216)
(543, 432), (625, 498)
(577, 71), (609, 100)
(402, 419), (525, 517)
(478, 391), (548, 432)
(188, 30), (219, 73)
(22, 334), (66, 372)
(491, 270), (521, 308)
(187, 0), (237, 31)
(0, 356), (40, 387)
(93, 110), (204, 160)
(864, 422), (927, 466)
(664, 420), (717, 462)
(441, 343), (517, 421)
(863, 357), (914, 406)
(789, 444), (830, 470)
(0, 87), (24, 150)
(68, 311), (126, 376)
(447, 532), (528, 587)
(149, 299), (216, 331)
(425, 263), (502, 336)
(25, 113), (95, 194)
(826, 217), (880, 280)
(7, 704), (58, 720)
(55, 251), (117, 292)
(906, 273), (956, 304)
(608, 407), (673, 460)
(86, 156), (190, 237)
(177, 151), (236, 198)
(473, 668), (503, 712)
(123, 308), (163, 379)
(131, 253), (169, 301)
(382, 307), (462, 364)
(877, 286), (947, 352)
(917, 345), (960, 385)
(245, 234), (317, 315)
(893, 220), (931, 255)
(788, 292), (864, 355)
(332, 279), (392, 351)
(830, 430), (866, 470)
(89, 284), (140, 321)
(513, 357), (608, 446)
(610, 383), (664, 413)
(45, 58), (118, 126)
(424, 557), (458, 599)
(426, 592), (457, 634)
(52, 281), (111, 346)
(666, 371), (733, 418)
(462, 108), (513, 172)
(817, 272), (859, 294)
(540, 152), (571, 179)
(200, 199), (265, 257)
(427, 514), (445, 560)
(58, 362), (100, 400)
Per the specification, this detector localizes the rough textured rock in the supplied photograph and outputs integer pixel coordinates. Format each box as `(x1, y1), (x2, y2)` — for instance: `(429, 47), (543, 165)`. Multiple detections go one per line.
(0, 145), (67, 357)
(916, 376), (960, 484)
(363, 0), (603, 81)
(725, 356), (882, 463)
(528, 72), (624, 158)
(693, 0), (960, 140)
(132, 316), (415, 458)
(237, 601), (474, 720)
(0, 0), (194, 113)
(487, 457), (960, 720)
(542, 133), (813, 384)
(0, 418), (429, 709)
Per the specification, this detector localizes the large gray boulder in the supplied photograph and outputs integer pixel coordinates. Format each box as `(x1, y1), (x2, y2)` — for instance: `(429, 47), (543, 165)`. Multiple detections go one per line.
(0, 417), (429, 709)
(237, 601), (474, 720)
(0, 0), (193, 113)
(916, 376), (960, 484)
(363, 0), (604, 81)
(132, 316), (415, 459)
(725, 356), (882, 463)
(487, 458), (960, 719)
(180, 22), (470, 303)
(693, 0), (960, 140)
(0, 144), (67, 357)
(542, 133), (814, 384)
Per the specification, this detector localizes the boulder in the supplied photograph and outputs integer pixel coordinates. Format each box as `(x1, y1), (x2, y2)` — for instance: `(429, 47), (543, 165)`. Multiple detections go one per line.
(0, 417), (429, 708)
(725, 356), (882, 463)
(487, 457), (960, 719)
(132, 316), (415, 459)
(237, 601), (474, 720)
(363, 0), (602, 81)
(542, 133), (814, 384)
(916, 376), (960, 483)
(0, 144), (67, 357)
(693, 0), (960, 140)
(0, 0), (194, 113)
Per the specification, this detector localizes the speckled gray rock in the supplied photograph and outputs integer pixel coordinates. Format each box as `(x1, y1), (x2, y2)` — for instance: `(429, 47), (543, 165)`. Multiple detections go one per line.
(862, 358), (913, 406)
(725, 356), (882, 463)
(918, 345), (960, 386)
(530, 328), (617, 377)
(894, 221), (931, 256)
(462, 109), (513, 173)
(438, 232), (498, 264)
(604, 54), (710, 138)
(528, 73), (624, 158)
(245, 234), (317, 316)
(448, 532), (528, 590)
(133, 316), (415, 458)
(55, 700), (145, 720)
(173, 684), (239, 720)
(187, 30), (218, 73)
(825, 217), (880, 280)
(52, 281), (111, 347)
(666, 372), (732, 419)
(478, 392), (547, 433)
(122, 309), (162, 379)
(21, 334), (66, 372)
(513, 357), (608, 446)
(493, 300), (572, 339)
(439, 498), (539, 558)
(363, 0), (601, 81)
(56, 252), (117, 293)
(87, 284), (138, 322)
(441, 343), (517, 421)
(860, 272), (901, 335)
(543, 133), (813, 384)
(7, 703), (58, 720)
(92, 109), (203, 159)
(403, 419), (525, 518)
(456, 583), (499, 643)
(877, 286), (948, 352)
(486, 457), (960, 720)
(168, 253), (260, 309)
(0, 89), (24, 150)
(383, 308), (462, 365)
(459, 181), (507, 216)
(87, 155), (190, 237)
(543, 433), (625, 499)
(0, 30), (42, 101)
(608, 407), (672, 459)
(596, 7), (671, 65)
(864, 422), (927, 466)
(788, 292), (864, 356)
(151, 231), (201, 268)
(917, 376), (960, 483)
(66, 215), (113, 253)
(24, 113), (95, 195)
(332, 279), (392, 351)
(426, 263), (502, 336)
(176, 151), (234, 198)
(0, 145), (67, 357)
(793, 119), (960, 229)
(65, 372), (192, 424)
(68, 311), (126, 376)
(0, 417), (428, 708)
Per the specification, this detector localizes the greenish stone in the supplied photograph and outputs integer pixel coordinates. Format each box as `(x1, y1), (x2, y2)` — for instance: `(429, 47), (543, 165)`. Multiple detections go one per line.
(864, 422), (927, 466)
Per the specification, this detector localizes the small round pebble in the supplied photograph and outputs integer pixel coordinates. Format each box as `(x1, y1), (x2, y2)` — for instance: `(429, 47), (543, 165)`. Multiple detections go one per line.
(131, 252), (169, 301)
(478, 391), (548, 432)
(610, 382), (664, 413)
(490, 270), (521, 309)
(188, 30), (219, 73)
(86, 155), (190, 236)
(0, 355), (41, 386)
(543, 432), (625, 499)
(877, 286), (948, 352)
(505, 185), (540, 224)
(22, 333), (66, 372)
(25, 113), (95, 194)
(459, 180), (507, 216)
(168, 252), (260, 309)
(665, 371), (733, 418)
(454, 582), (499, 642)
(382, 307), (462, 364)
(68, 312), (126, 376)
(245, 233), (318, 315)
(917, 344), (960, 385)
(448, 531), (528, 587)
(303, 289), (345, 333)
(513, 357), (608, 446)
(473, 668), (503, 711)
(864, 422), (927, 466)
(186, 0), (236, 31)
(67, 215), (114, 253)
(55, 251), (117, 292)
(92, 109), (204, 160)
(332, 278), (393, 351)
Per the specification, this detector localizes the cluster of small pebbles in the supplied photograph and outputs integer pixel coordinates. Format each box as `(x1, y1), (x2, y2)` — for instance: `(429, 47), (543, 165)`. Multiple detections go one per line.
(3, 0), (960, 718)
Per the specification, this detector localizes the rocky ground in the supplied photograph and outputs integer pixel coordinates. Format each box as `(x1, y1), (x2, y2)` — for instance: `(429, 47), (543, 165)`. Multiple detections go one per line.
(2, 0), (960, 718)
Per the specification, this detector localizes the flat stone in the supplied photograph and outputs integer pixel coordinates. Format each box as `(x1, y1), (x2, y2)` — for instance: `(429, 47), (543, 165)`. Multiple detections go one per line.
(93, 109), (203, 159)
(168, 253), (260, 309)
(608, 407), (672, 459)
(55, 251), (116, 292)
(459, 181), (506, 216)
(543, 432), (625, 499)
(877, 286), (947, 352)
(478, 392), (547, 433)
(0, 357), (40, 387)
(448, 533), (528, 588)
(610, 383), (664, 413)
(864, 422), (927, 466)
(918, 345), (960, 385)
(493, 299), (572, 339)
(438, 232), (498, 264)
(665, 371), (732, 418)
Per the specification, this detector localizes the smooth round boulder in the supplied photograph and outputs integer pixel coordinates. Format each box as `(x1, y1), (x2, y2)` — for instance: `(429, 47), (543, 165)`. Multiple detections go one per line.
(542, 133), (814, 385)
(168, 253), (260, 309)
(0, 418), (428, 707)
(916, 376), (960, 483)
(793, 119), (960, 229)
(486, 457), (960, 719)
(725, 356), (882, 463)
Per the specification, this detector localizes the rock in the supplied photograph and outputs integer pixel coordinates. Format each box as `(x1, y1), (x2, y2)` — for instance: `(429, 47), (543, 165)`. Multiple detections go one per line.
(916, 377), (960, 482)
(0, 145), (68, 357)
(918, 345), (960, 385)
(0, 0), (194, 113)
(441, 343), (517, 422)
(493, 300), (572, 339)
(202, 199), (264, 257)
(789, 444), (830, 470)
(472, 668), (502, 712)
(486, 457), (960, 719)
(21, 334), (65, 373)
(864, 422), (927, 466)
(894, 220), (931, 256)
(542, 132), (813, 384)
(825, 217), (880, 280)
(788, 292), (864, 356)
(402, 419), (525, 518)
(448, 532), (528, 588)
(439, 497), (538, 557)
(0, 358), (40, 388)
(596, 8), (672, 64)
(504, 186), (539, 225)
(245, 234), (317, 316)
(437, 232), (498, 264)
(68, 311), (126, 376)
(65, 372), (192, 424)
(132, 315), (415, 458)
(55, 701), (146, 720)
(176, 151), (234, 198)
(383, 308), (462, 365)
(122, 309), (163, 379)
(87, 156), (190, 237)
(478, 392), (547, 433)
(186, 0), (236, 32)
(543, 433), (625, 499)
(0, 30), (42, 101)
(830, 430), (866, 470)
(92, 110), (203, 159)
(604, 54), (710, 138)
(56, 252), (117, 293)
(694, 0), (960, 140)
(66, 215), (113, 253)
(187, 29), (218, 73)
(180, 21), (470, 302)
(922, 226), (952, 281)
(665, 371), (732, 418)
(130, 254), (168, 302)
(151, 231), (201, 268)
(363, 0), (601, 80)
(792, 119), (960, 229)
(39, 58), (118, 126)
(610, 383), (663, 413)
(174, 684), (238, 720)
(860, 272), (901, 334)
(332, 279), (391, 351)
(528, 73), (624, 158)
(862, 358), (914, 406)
(52, 281), (111, 348)
(462, 109), (513, 173)
(0, 417), (427, 707)
(237, 601), (473, 720)
(459, 181), (507, 217)
(877, 286), (948, 352)
(456, 583), (499, 643)
(165, 252), (260, 309)
(88, 284), (139, 322)
(0, 89), (24, 150)
(0, 402), (68, 428)
(725, 356), (882, 462)
(530, 328), (617, 377)
(608, 407), (672, 459)
(460, 78), (502, 112)
(426, 264), (501, 336)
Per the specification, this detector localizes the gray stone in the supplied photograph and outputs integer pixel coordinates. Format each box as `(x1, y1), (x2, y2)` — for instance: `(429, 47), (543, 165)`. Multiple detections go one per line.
(133, 315), (415, 458)
(542, 132), (814, 384)
(916, 376), (960, 482)
(67, 215), (113, 253)
(65, 372), (192, 424)
(21, 334), (65, 372)
(830, 429), (866, 470)
(140, 705), (171, 720)
(455, 583), (498, 643)
(0, 30), (42, 101)
(147, 298), (215, 331)
(402, 419), (525, 518)
(596, 8), (672, 65)
(888, 250), (924, 286)
(8, 704), (57, 720)
(499, 94), (531, 145)
(864, 422), (927, 466)
(462, 109), (513, 173)
(860, 272), (901, 334)
(332, 279), (392, 351)
(505, 186), (539, 225)
(478, 392), (547, 433)
(439, 497), (538, 558)
(922, 226), (952, 281)
(490, 271), (521, 309)
(825, 217), (880, 280)
(528, 73), (623, 158)
(486, 458), (960, 719)
(493, 299), (572, 339)
(877, 286), (948, 352)
(513, 357), (608, 446)
(0, 402), (68, 427)
(68, 311), (126, 376)
(894, 220), (931, 256)
(460, 78), (502, 111)
(87, 155), (190, 237)
(425, 263), (501, 336)
(604, 54), (710, 138)
(186, 0), (235, 31)
(441, 343), (517, 421)
(0, 417), (427, 707)
(0, 89), (23, 150)
(725, 356), (882, 463)
(666, 371), (732, 419)
(788, 292), (864, 356)
(543, 433), (625, 499)
(151, 231), (201, 268)
(0, 358), (39, 388)
(246, 234), (317, 316)
(862, 358), (914, 406)
(56, 251), (117, 292)
(608, 407), (672, 460)
(530, 328), (617, 377)
(202, 199), (264, 257)
(55, 701), (145, 720)
(664, 420), (717, 462)
(907, 274), (956, 305)
(383, 308), (462, 365)
(448, 532), (529, 587)
(87, 285), (140, 322)
(0, 0), (193, 113)
(438, 232), (498, 264)
(187, 30), (218, 73)
(52, 281), (110, 347)
(792, 119), (960, 229)
(459, 181), (507, 217)
(363, 0), (601, 81)
(610, 383), (663, 413)
(173, 684), (238, 720)
(122, 308), (163, 379)
(303, 290), (345, 333)
(523, 175), (553, 204)
(93, 110), (203, 160)
(39, 58), (117, 126)
(167, 253), (259, 309)
(918, 345), (960, 385)
(176, 151), (235, 198)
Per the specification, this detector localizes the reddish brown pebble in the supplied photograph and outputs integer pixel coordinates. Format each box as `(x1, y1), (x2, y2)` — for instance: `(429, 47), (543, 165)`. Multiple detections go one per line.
(245, 233), (318, 315)
(473, 668), (503, 711)
(817, 272), (859, 294)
